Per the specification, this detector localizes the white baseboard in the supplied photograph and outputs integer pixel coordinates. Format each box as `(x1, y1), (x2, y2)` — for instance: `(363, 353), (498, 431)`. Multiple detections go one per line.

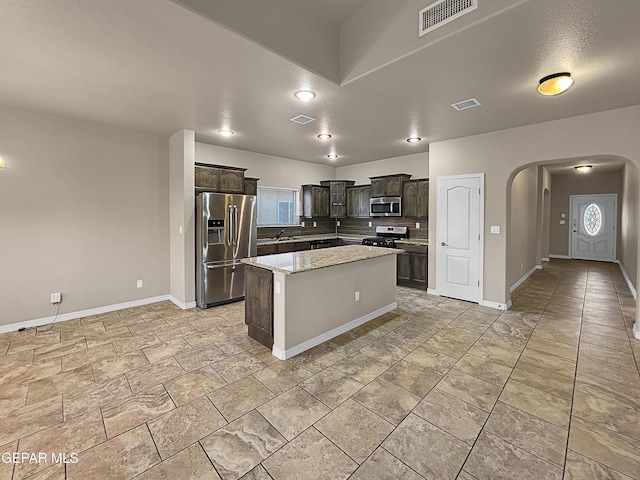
(510, 265), (541, 293)
(428, 288), (509, 311)
(0, 295), (172, 334)
(169, 296), (197, 310)
(272, 302), (397, 360)
(633, 323), (640, 340)
(541, 257), (550, 262)
(615, 260), (637, 300)
(480, 299), (512, 311)
(549, 254), (571, 259)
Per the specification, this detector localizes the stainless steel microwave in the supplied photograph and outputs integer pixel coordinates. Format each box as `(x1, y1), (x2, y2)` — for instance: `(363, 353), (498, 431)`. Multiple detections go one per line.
(370, 197), (402, 217)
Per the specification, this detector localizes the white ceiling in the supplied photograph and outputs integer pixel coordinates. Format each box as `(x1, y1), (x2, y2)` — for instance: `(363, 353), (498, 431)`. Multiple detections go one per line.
(1, 0), (639, 167)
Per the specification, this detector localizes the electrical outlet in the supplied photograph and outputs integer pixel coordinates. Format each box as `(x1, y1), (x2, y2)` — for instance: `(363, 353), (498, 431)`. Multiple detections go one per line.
(355, 291), (360, 302)
(313, 222), (317, 227)
(51, 292), (61, 304)
(336, 220), (341, 227)
(301, 221), (305, 228)
(368, 221), (372, 227)
(136, 280), (143, 288)
(275, 281), (281, 294)
(415, 222), (420, 229)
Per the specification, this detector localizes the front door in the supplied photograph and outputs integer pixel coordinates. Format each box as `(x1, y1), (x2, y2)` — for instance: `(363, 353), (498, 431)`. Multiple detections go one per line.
(570, 194), (616, 262)
(436, 174), (483, 303)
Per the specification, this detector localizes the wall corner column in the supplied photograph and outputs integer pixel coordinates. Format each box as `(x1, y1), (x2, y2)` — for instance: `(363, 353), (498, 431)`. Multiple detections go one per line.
(169, 129), (195, 309)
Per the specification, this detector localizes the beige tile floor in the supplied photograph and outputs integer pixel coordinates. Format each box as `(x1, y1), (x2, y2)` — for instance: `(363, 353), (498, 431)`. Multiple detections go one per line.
(1, 259), (639, 479)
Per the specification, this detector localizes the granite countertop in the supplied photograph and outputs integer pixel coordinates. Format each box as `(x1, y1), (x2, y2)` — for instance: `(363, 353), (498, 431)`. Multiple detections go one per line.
(257, 234), (339, 246)
(257, 234), (426, 246)
(242, 244), (401, 274)
(396, 239), (429, 246)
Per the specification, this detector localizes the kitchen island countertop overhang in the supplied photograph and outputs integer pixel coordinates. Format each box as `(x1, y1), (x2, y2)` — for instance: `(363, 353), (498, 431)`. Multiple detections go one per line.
(242, 244), (402, 274)
(241, 245), (402, 359)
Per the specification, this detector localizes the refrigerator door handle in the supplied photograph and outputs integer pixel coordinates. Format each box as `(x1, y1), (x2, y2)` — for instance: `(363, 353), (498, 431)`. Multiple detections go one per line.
(206, 263), (241, 270)
(233, 205), (239, 246)
(228, 205), (234, 245)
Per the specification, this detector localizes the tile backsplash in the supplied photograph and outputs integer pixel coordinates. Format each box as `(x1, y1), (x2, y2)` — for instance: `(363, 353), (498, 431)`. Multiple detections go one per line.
(258, 216), (427, 240)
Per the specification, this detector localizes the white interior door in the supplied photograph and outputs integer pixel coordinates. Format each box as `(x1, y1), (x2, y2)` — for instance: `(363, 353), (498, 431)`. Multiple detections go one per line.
(436, 174), (482, 303)
(570, 194), (616, 261)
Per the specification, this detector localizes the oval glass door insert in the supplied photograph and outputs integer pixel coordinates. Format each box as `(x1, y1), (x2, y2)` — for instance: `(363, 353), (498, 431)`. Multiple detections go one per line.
(583, 203), (602, 236)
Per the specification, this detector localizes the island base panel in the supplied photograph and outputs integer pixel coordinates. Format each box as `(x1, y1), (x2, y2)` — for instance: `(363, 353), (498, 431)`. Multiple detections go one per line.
(245, 265), (274, 348)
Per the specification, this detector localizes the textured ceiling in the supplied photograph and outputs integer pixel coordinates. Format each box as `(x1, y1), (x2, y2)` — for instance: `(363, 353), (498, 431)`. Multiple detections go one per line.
(1, 0), (639, 166)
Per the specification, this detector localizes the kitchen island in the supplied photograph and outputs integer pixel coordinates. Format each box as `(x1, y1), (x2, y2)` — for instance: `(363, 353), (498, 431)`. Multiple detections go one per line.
(241, 245), (400, 359)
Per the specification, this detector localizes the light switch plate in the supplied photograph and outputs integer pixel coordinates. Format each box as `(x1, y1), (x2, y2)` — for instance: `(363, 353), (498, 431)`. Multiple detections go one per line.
(560, 220), (565, 224)
(490, 225), (501, 234)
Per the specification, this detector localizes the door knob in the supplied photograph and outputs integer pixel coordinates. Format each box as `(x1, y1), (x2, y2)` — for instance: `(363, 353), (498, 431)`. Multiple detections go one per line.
(441, 242), (448, 246)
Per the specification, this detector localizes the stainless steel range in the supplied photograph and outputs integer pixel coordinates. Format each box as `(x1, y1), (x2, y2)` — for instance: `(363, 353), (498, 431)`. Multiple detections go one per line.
(362, 226), (408, 248)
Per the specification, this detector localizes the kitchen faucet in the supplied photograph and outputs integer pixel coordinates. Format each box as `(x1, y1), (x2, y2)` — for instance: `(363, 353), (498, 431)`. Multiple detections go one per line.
(275, 229), (286, 240)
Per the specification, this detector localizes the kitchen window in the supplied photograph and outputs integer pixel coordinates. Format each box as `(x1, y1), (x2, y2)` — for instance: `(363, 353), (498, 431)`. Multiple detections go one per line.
(257, 187), (298, 226)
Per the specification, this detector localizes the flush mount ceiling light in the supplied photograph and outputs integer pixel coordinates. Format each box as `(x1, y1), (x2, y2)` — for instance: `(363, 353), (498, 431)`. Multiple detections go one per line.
(317, 134), (332, 140)
(537, 72), (574, 96)
(0, 158), (6, 171)
(217, 129), (234, 137)
(575, 165), (592, 173)
(294, 90), (316, 101)
(327, 154), (338, 160)
(406, 137), (421, 143)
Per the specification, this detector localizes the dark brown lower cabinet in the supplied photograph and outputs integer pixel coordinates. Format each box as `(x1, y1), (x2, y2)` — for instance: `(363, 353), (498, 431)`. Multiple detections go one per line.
(256, 239), (328, 256)
(244, 265), (273, 348)
(276, 241), (311, 253)
(257, 244), (277, 256)
(396, 244), (427, 289)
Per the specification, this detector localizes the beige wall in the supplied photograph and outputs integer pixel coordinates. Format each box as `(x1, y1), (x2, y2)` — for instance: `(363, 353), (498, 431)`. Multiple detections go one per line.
(335, 152), (429, 184)
(549, 171), (622, 257)
(620, 163), (638, 291)
(0, 107), (169, 326)
(508, 166), (539, 288)
(429, 104), (640, 306)
(195, 143), (336, 190)
(540, 167), (552, 261)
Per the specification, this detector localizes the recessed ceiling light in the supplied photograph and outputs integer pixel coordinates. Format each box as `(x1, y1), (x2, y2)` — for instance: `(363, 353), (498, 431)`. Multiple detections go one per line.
(317, 134), (332, 140)
(575, 165), (592, 173)
(218, 129), (234, 137)
(537, 73), (573, 96)
(327, 154), (338, 160)
(294, 90), (316, 101)
(406, 137), (421, 143)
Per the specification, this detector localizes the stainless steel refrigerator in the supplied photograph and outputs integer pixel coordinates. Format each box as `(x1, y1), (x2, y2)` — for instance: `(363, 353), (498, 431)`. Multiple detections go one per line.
(196, 192), (257, 308)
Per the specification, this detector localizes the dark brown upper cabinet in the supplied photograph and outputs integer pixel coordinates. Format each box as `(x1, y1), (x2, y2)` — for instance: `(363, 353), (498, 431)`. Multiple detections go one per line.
(402, 179), (429, 219)
(320, 180), (356, 218)
(369, 174), (412, 197)
(195, 163), (246, 193)
(302, 185), (330, 218)
(346, 185), (371, 218)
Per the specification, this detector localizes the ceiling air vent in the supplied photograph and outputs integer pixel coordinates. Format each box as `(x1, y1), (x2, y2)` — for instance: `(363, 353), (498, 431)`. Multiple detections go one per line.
(290, 114), (316, 125)
(419, 0), (478, 37)
(451, 98), (481, 111)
